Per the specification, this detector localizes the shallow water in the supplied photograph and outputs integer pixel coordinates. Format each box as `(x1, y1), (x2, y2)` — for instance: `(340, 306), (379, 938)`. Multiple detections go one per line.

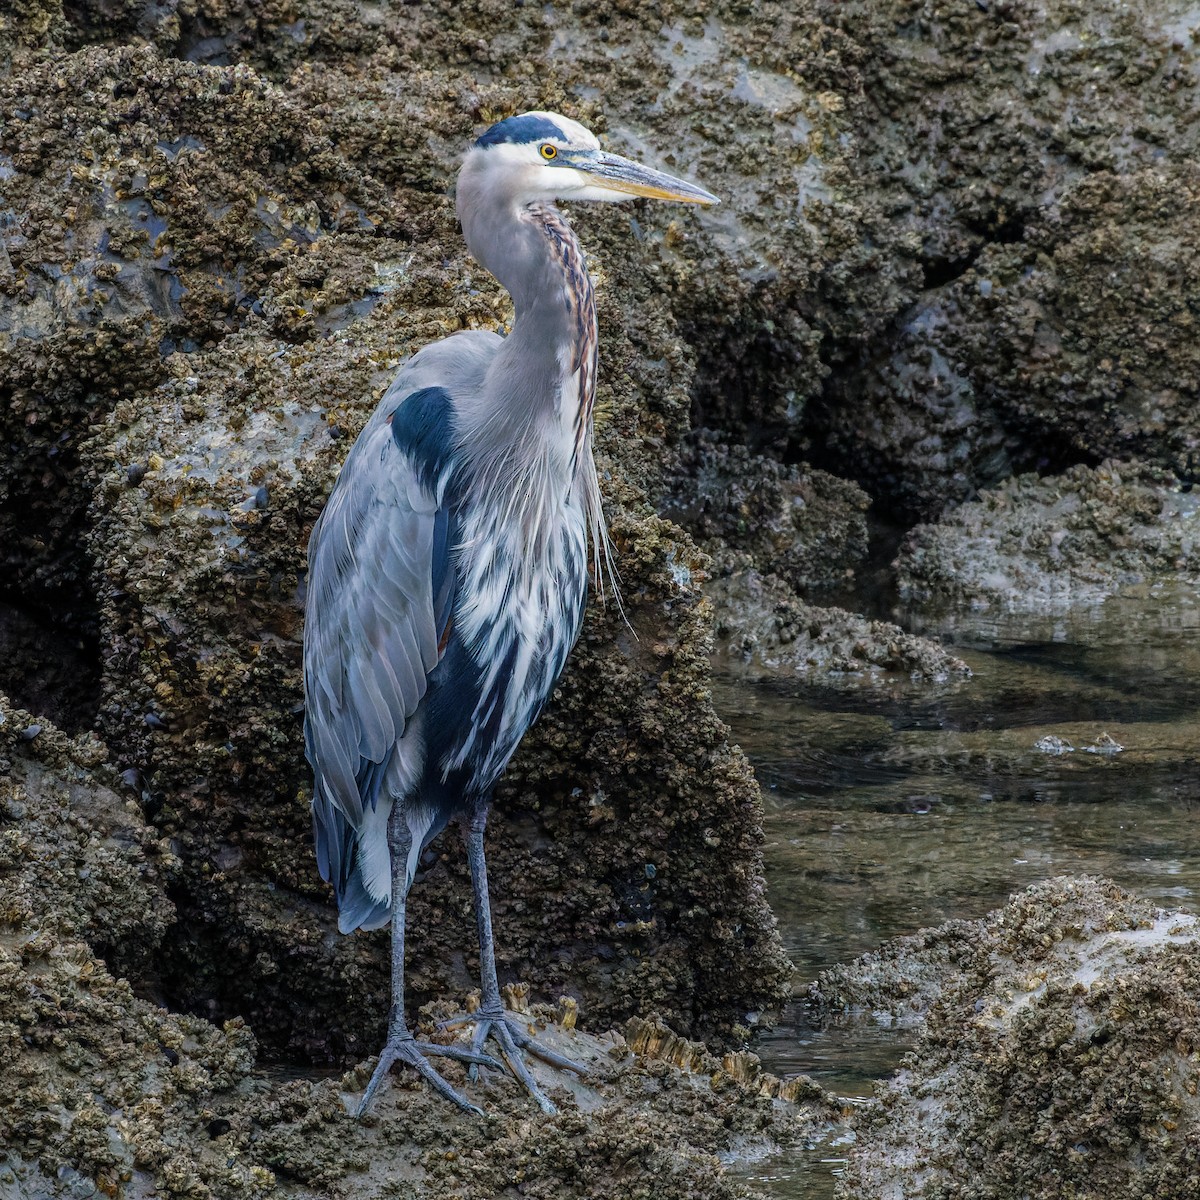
(719, 588), (1200, 1198)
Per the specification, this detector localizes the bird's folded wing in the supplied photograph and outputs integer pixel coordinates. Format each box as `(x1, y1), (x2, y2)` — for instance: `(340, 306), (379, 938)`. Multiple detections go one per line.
(303, 413), (453, 854)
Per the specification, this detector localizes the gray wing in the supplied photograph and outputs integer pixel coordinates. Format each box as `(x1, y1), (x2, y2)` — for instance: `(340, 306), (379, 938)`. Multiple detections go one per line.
(303, 405), (453, 911)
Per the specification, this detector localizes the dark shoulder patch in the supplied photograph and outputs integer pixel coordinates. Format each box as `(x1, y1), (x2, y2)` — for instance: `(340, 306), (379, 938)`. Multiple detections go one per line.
(476, 114), (565, 148)
(390, 386), (456, 491)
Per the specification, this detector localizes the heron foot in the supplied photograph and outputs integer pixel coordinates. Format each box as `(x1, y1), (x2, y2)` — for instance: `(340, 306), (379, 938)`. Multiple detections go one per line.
(440, 1005), (588, 1115)
(355, 1031), (502, 1117)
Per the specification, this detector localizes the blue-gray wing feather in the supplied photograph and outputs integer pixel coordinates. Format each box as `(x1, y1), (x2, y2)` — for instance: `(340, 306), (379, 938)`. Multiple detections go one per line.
(303, 405), (451, 911)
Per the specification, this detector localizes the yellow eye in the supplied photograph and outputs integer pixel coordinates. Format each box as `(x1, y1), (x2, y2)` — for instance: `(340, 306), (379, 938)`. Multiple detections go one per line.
(540, 144), (558, 160)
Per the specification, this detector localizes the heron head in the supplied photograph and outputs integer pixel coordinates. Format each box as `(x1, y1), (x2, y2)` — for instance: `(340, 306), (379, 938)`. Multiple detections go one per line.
(465, 110), (719, 208)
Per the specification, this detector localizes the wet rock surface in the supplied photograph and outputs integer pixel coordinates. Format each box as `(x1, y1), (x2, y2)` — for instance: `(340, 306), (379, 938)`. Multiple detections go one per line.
(813, 878), (1200, 1199)
(656, 437), (970, 684)
(708, 552), (970, 682)
(897, 460), (1200, 615)
(656, 435), (963, 685)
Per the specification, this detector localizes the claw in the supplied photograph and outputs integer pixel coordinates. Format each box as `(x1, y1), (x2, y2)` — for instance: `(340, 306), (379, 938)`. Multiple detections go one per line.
(355, 1033), (499, 1117)
(444, 1007), (587, 1114)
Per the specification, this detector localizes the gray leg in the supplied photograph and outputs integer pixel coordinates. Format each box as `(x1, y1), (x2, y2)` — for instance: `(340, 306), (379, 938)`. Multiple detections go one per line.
(355, 804), (501, 1118)
(466, 807), (502, 1012)
(443, 806), (587, 1114)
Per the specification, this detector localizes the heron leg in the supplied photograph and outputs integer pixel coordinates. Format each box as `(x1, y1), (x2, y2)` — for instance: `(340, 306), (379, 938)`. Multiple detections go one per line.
(448, 806), (588, 1115)
(355, 804), (501, 1118)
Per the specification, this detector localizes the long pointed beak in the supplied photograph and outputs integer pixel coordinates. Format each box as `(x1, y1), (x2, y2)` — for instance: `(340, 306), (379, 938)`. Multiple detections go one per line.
(576, 149), (720, 206)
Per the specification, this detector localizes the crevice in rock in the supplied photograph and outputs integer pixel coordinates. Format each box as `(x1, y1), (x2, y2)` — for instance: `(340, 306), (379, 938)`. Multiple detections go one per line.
(920, 245), (983, 291)
(685, 317), (818, 455)
(964, 212), (1027, 247)
(0, 597), (101, 735)
(0, 453), (102, 735)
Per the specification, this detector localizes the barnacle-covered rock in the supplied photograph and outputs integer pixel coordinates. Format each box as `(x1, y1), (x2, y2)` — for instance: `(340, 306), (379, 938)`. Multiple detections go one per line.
(814, 878), (1200, 1199)
(8, 0), (1200, 1194)
(661, 435), (871, 599)
(1, 23), (798, 1062)
(897, 460), (1200, 615)
(811, 1), (1200, 516)
(0, 692), (174, 976)
(707, 552), (969, 681)
(0, 885), (830, 1200)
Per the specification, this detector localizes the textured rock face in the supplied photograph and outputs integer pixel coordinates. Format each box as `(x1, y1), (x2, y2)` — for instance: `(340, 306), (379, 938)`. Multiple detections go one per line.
(814, 878), (1200, 1200)
(0, 44), (397, 614)
(640, 0), (1200, 655)
(655, 442), (974, 681)
(897, 460), (1200, 614)
(0, 696), (174, 977)
(662, 437), (871, 599)
(0, 688), (830, 1200)
(707, 554), (970, 680)
(0, 11), (827, 1182)
(5, 0), (1200, 1195)
(811, 0), (1200, 517)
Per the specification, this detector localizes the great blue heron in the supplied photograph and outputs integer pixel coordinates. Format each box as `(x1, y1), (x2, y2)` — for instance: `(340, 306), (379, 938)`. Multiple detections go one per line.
(303, 111), (718, 1116)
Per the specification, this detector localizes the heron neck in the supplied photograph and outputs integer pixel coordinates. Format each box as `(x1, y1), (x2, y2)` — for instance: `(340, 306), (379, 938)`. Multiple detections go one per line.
(506, 203), (593, 315)
(462, 197), (598, 461)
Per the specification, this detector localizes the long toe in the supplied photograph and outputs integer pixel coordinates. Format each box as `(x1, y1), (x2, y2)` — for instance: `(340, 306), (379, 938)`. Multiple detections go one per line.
(465, 1010), (587, 1112)
(355, 1035), (488, 1117)
(466, 1019), (496, 1086)
(492, 1020), (558, 1114)
(506, 1020), (588, 1077)
(413, 1040), (503, 1071)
